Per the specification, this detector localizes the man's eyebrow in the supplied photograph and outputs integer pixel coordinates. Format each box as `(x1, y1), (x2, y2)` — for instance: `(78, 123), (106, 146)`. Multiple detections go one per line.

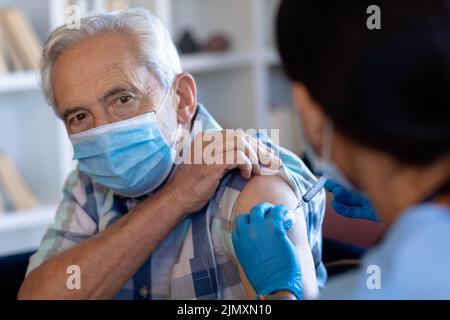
(99, 86), (137, 103)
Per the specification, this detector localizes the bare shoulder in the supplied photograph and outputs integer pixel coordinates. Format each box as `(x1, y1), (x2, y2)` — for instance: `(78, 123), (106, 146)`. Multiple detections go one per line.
(232, 173), (320, 299)
(234, 174), (298, 215)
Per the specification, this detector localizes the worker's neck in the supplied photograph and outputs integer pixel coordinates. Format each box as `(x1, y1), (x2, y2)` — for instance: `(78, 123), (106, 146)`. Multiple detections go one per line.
(358, 153), (450, 226)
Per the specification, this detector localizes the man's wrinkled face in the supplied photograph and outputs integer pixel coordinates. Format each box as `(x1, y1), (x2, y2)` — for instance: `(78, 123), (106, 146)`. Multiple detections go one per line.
(52, 32), (173, 135)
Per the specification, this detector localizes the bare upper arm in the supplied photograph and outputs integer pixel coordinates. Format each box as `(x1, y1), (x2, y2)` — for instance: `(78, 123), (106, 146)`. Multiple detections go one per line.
(233, 174), (319, 299)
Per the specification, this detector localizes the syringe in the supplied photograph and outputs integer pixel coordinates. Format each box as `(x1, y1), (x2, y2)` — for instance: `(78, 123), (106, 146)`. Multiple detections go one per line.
(283, 176), (327, 227)
(295, 176), (327, 209)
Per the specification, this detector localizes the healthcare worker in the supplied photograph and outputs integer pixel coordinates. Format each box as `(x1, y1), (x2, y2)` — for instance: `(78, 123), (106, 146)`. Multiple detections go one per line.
(232, 0), (450, 299)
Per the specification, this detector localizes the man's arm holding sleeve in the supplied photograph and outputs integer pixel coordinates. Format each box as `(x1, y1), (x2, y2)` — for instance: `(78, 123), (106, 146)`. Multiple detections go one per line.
(18, 174), (187, 300)
(233, 174), (319, 299)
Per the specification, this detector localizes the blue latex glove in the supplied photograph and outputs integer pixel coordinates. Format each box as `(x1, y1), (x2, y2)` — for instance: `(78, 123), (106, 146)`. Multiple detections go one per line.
(324, 179), (379, 222)
(232, 202), (302, 299)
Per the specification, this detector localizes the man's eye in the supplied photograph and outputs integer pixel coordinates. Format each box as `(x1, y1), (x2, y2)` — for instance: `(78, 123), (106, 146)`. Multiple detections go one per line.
(111, 95), (137, 112)
(76, 114), (86, 122)
(68, 113), (88, 126)
(70, 113), (87, 124)
(118, 95), (133, 104)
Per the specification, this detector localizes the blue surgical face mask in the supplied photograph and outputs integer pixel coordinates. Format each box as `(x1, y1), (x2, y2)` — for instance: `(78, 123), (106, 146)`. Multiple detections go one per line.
(70, 87), (181, 197)
(304, 121), (357, 191)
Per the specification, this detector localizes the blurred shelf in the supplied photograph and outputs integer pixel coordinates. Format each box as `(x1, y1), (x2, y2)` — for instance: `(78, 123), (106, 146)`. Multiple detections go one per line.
(0, 205), (56, 257)
(0, 52), (258, 93)
(181, 52), (254, 73)
(0, 70), (40, 94)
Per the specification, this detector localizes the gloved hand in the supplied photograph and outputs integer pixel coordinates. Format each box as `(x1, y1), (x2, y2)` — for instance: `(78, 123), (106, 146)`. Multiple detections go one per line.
(324, 179), (379, 222)
(232, 202), (302, 299)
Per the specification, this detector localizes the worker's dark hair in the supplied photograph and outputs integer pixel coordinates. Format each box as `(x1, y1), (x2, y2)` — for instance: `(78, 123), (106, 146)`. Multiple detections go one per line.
(277, 0), (450, 164)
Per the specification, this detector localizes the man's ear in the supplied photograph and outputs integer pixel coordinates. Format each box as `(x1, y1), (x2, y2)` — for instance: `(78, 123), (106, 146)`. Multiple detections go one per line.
(173, 73), (197, 125)
(292, 82), (328, 154)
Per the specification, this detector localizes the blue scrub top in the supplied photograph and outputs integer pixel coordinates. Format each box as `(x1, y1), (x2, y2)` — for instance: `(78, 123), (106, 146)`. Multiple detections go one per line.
(321, 203), (450, 299)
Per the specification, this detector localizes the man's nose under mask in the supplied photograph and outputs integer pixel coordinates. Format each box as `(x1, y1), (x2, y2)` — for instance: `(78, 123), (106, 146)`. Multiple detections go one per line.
(70, 109), (180, 198)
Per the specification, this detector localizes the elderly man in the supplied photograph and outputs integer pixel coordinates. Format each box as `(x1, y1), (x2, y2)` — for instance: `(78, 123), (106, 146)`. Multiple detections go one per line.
(18, 8), (325, 300)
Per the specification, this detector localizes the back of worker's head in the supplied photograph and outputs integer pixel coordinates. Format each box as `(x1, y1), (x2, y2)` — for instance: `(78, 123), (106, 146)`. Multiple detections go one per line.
(277, 0), (450, 165)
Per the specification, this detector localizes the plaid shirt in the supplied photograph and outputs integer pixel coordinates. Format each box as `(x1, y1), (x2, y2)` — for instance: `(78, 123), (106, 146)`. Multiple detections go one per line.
(26, 105), (326, 299)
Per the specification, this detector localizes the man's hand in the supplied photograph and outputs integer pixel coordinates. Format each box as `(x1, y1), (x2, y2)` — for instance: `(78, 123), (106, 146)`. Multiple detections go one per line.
(166, 130), (281, 213)
(232, 203), (302, 299)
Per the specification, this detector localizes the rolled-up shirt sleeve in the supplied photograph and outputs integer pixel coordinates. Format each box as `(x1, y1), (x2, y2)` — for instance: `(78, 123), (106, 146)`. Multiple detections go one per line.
(25, 170), (98, 276)
(212, 138), (327, 289)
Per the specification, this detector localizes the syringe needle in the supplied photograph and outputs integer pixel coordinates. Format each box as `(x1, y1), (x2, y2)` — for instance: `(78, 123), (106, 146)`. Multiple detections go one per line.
(284, 176), (327, 227)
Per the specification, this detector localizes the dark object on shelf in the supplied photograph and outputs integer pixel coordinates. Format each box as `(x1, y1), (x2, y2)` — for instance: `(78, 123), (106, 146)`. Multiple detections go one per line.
(177, 30), (200, 54)
(203, 33), (231, 52)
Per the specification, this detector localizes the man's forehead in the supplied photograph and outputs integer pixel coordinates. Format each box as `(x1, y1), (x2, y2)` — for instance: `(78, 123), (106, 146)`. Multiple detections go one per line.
(52, 33), (139, 84)
(51, 33), (157, 111)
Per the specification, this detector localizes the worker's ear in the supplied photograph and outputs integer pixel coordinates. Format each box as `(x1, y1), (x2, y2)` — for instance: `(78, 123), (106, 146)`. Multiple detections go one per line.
(173, 73), (197, 125)
(292, 82), (328, 155)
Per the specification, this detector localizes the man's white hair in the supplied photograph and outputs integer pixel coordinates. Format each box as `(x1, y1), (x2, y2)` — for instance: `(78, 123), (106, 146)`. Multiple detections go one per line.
(40, 7), (181, 112)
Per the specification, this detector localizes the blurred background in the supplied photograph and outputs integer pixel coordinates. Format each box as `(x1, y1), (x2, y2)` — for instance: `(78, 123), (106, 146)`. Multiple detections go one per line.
(0, 0), (382, 299)
(0, 0), (302, 258)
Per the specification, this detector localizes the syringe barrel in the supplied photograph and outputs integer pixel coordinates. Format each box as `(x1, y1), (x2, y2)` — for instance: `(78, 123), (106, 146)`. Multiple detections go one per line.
(302, 176), (327, 202)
